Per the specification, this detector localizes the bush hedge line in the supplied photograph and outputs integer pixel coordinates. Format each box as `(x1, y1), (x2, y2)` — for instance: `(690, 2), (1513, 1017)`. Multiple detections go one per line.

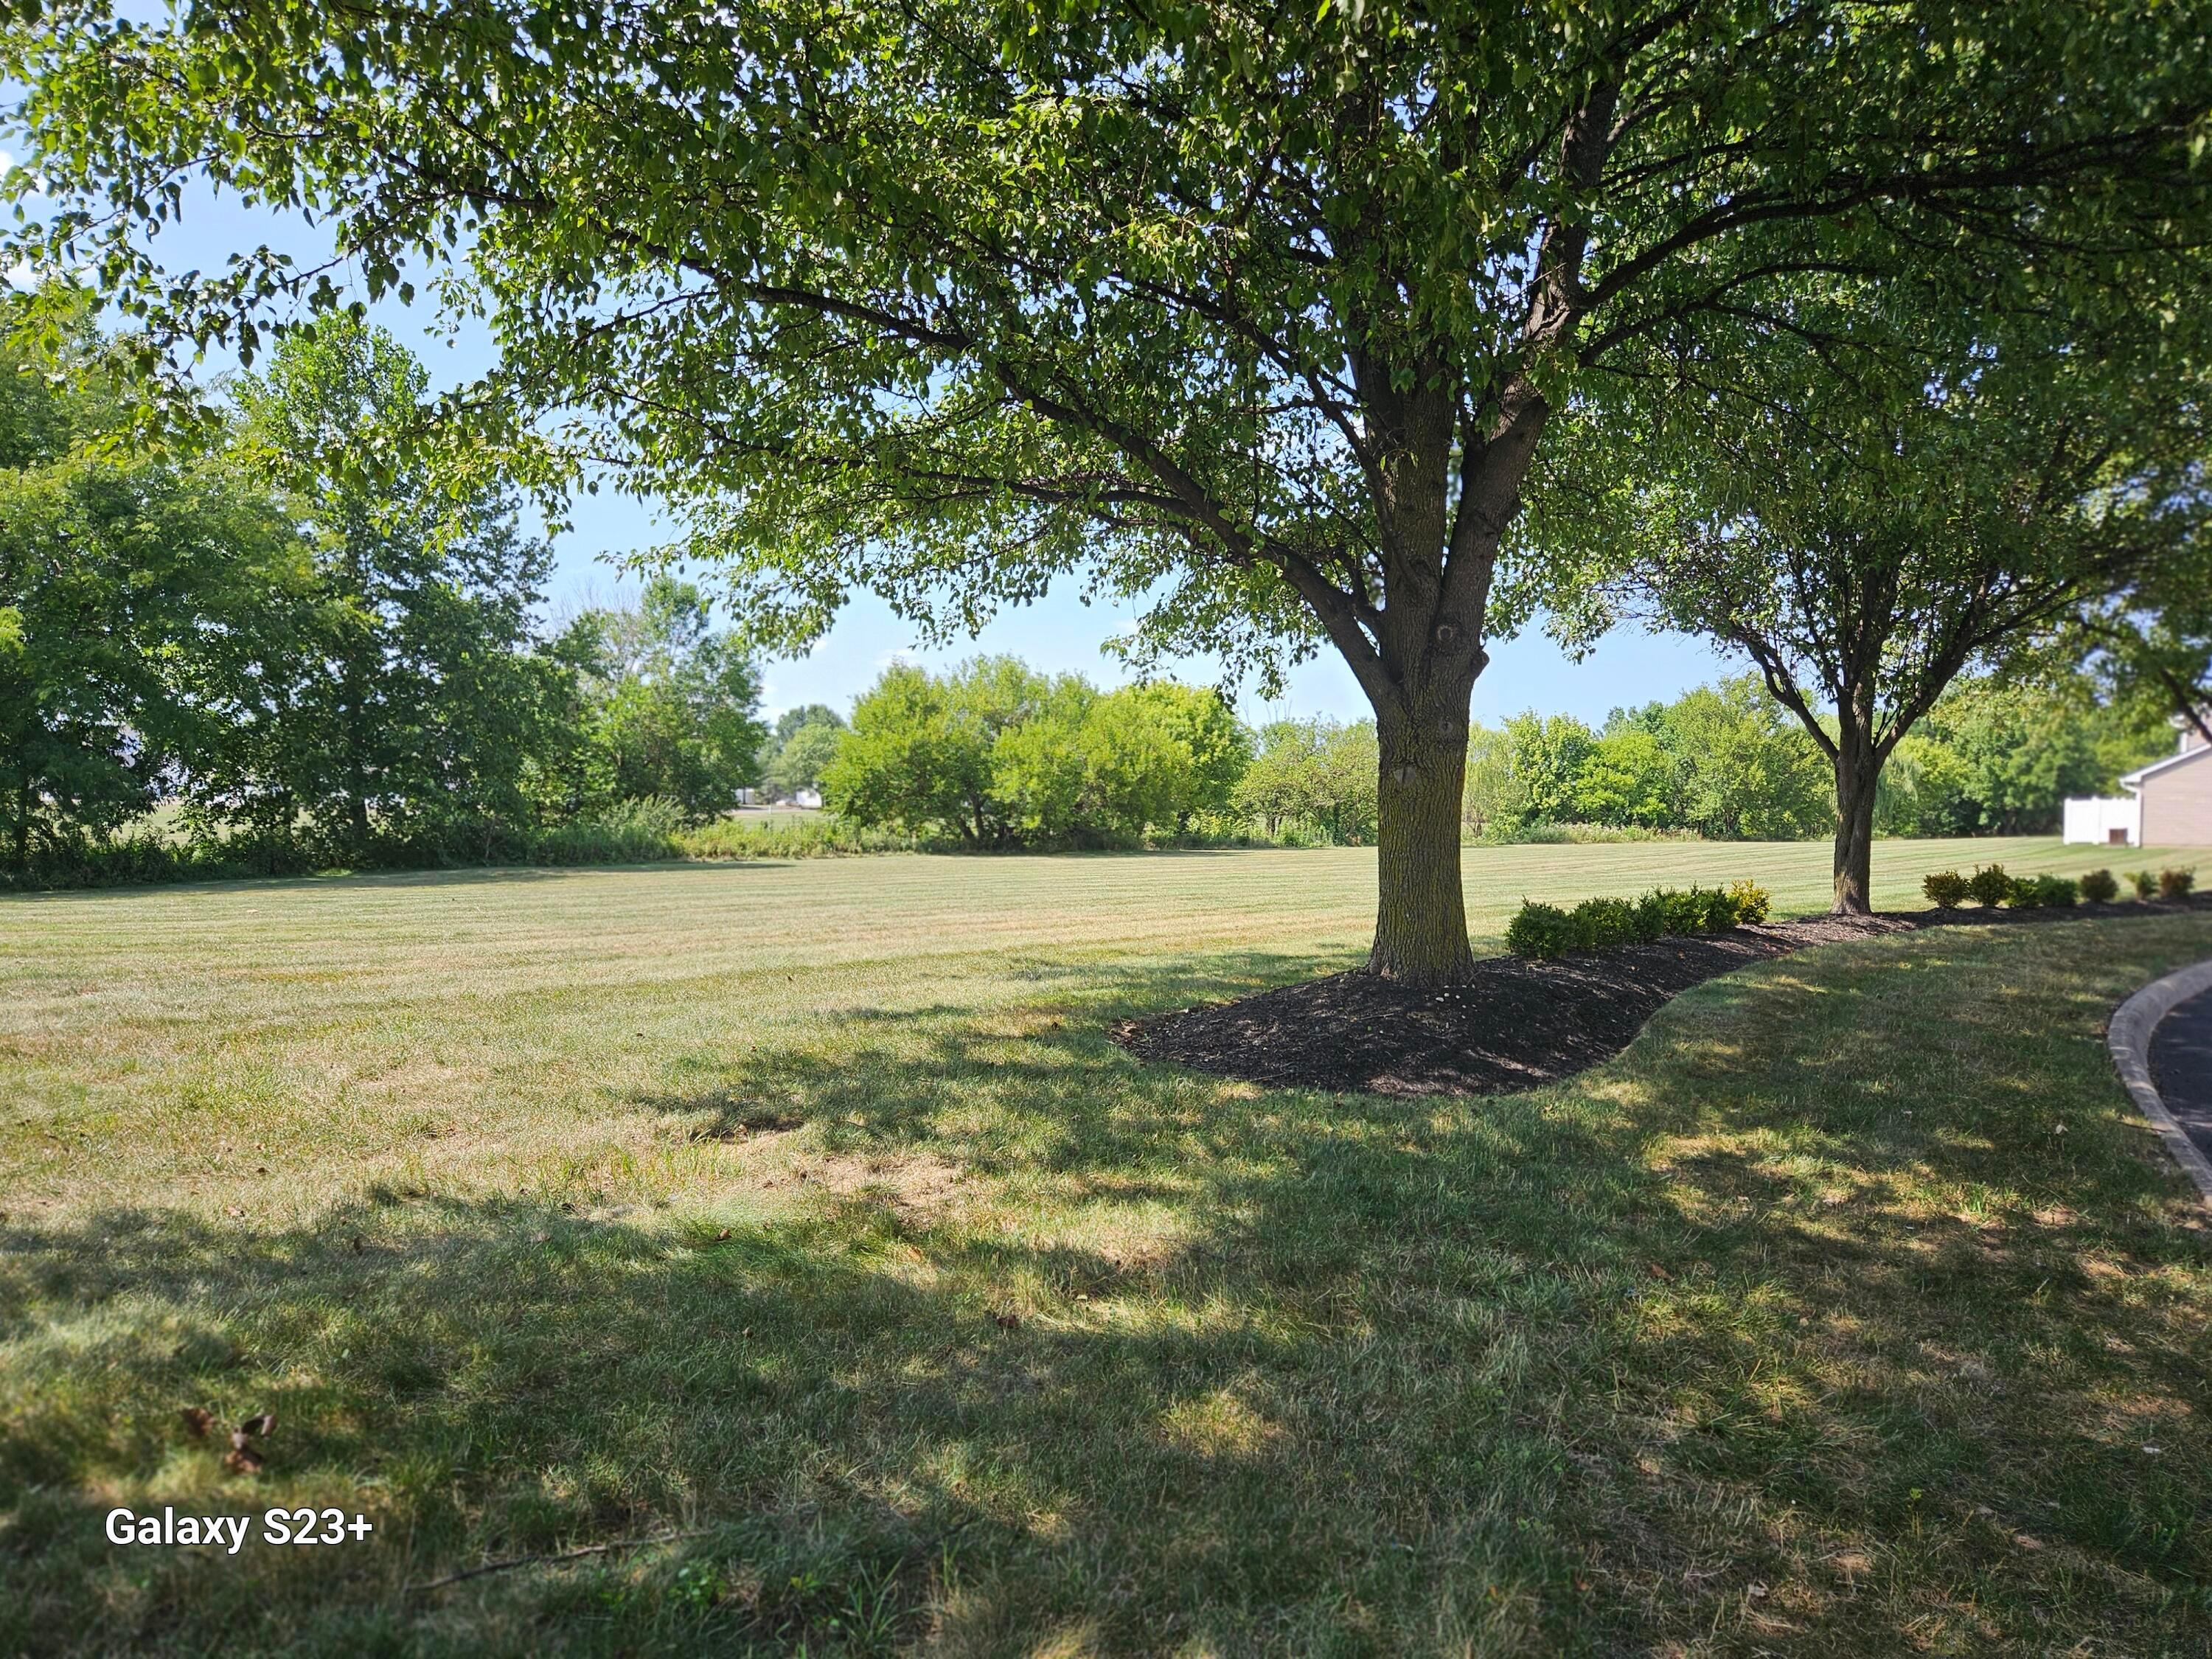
(1921, 864), (2197, 910)
(1506, 880), (1771, 959)
(1, 805), (695, 893)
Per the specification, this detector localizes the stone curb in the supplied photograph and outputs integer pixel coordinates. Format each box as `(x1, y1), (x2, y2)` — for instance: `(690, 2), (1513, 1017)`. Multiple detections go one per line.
(2107, 957), (2212, 1208)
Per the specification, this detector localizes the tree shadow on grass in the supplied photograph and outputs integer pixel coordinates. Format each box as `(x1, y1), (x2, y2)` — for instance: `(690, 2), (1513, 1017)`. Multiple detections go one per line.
(6, 926), (2212, 1655)
(3, 1190), (1352, 1657)
(633, 928), (2212, 1650)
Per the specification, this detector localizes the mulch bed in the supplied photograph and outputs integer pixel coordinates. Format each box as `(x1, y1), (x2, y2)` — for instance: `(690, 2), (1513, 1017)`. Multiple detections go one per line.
(1114, 898), (2211, 1098)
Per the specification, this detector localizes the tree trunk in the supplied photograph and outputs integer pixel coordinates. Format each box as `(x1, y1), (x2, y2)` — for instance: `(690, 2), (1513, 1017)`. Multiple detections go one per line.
(1831, 734), (1881, 915)
(1369, 698), (1476, 985)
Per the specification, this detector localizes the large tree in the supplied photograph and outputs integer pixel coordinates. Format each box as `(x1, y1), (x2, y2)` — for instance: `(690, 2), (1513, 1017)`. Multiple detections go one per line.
(552, 575), (771, 821)
(12, 2), (2209, 975)
(0, 291), (288, 871)
(206, 313), (560, 846)
(1525, 294), (2212, 910)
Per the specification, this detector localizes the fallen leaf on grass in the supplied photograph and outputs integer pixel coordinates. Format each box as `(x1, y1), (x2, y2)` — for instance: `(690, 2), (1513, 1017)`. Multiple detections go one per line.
(1646, 1263), (1673, 1281)
(2011, 1533), (2042, 1551)
(225, 1206), (243, 1218)
(238, 1413), (276, 1439)
(715, 1228), (732, 1242)
(991, 1310), (1021, 1331)
(221, 1444), (265, 1475)
(179, 1407), (212, 1439)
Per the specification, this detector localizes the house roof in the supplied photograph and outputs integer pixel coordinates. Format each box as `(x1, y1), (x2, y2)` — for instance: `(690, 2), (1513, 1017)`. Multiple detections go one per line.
(2122, 743), (2212, 789)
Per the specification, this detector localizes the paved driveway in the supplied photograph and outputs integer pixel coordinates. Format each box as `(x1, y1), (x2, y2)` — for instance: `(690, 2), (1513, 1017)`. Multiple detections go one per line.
(2152, 985), (2212, 1164)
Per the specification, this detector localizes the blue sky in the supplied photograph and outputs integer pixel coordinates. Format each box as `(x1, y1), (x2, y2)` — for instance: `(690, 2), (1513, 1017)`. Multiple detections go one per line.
(20, 164), (1734, 727)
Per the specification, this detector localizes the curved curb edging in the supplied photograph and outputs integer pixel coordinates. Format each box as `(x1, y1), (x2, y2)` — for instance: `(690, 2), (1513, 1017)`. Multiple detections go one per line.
(2107, 957), (2212, 1208)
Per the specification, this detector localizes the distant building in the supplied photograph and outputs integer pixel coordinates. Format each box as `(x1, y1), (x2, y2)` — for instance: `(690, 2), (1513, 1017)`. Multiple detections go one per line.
(2064, 715), (2212, 846)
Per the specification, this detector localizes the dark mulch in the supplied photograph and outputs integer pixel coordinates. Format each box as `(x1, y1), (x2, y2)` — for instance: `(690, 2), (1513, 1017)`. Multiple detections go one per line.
(1115, 897), (2211, 1097)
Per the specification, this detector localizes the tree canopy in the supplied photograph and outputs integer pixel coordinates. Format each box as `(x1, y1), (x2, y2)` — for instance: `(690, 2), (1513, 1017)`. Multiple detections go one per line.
(192, 313), (561, 846)
(549, 576), (770, 822)
(10, 0), (2210, 970)
(761, 706), (847, 802)
(825, 658), (1248, 846)
(1523, 288), (2212, 908)
(0, 291), (290, 869)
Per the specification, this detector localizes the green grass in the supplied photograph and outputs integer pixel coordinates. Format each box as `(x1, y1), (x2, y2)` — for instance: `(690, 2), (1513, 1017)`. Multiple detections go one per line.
(4, 837), (2211, 1655)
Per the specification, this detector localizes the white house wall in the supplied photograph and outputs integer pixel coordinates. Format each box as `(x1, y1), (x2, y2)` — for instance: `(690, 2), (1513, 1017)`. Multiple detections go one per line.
(2064, 796), (2140, 846)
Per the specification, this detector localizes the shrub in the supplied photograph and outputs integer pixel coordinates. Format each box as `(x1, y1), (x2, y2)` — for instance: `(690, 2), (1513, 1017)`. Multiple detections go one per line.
(677, 813), (914, 859)
(2161, 867), (2198, 900)
(1965, 864), (2012, 907)
(1922, 870), (1969, 908)
(1646, 886), (1714, 935)
(2078, 869), (2119, 903)
(1506, 900), (1576, 959)
(1475, 821), (1706, 846)
(2008, 873), (2077, 910)
(2130, 869), (2159, 899)
(1506, 878), (1765, 958)
(1695, 884), (1742, 931)
(1568, 897), (1638, 952)
(524, 796), (686, 865)
(1726, 880), (1772, 925)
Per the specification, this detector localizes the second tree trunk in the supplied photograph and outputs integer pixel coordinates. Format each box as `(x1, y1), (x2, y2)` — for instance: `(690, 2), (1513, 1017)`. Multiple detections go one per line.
(1370, 705), (1476, 985)
(1831, 740), (1882, 915)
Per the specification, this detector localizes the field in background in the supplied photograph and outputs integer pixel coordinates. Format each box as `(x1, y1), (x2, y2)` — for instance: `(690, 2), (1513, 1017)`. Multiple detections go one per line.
(5, 838), (2212, 1653)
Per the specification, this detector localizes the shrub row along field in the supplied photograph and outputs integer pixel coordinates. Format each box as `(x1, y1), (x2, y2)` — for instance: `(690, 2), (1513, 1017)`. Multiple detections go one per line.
(7, 838), (2212, 1655)
(1506, 879), (1771, 958)
(1923, 863), (2198, 908)
(1505, 856), (2205, 958)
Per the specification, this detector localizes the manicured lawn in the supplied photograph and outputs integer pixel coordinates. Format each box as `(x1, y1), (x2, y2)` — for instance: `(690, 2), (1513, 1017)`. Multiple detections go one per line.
(4, 838), (2211, 1655)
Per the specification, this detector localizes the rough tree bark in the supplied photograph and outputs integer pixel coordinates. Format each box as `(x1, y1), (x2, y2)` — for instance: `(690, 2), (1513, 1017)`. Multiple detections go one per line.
(1370, 685), (1479, 981)
(1830, 728), (1882, 915)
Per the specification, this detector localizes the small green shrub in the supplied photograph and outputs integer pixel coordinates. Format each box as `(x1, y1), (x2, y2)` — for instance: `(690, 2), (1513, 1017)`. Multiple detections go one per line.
(1506, 900), (1576, 959)
(1695, 884), (1742, 931)
(1646, 887), (1719, 935)
(1965, 864), (2012, 907)
(1568, 897), (1638, 952)
(2161, 867), (2198, 900)
(2130, 869), (2159, 899)
(2039, 874), (2081, 907)
(1922, 870), (1969, 908)
(2078, 869), (2119, 903)
(2008, 873), (2076, 910)
(1725, 879), (1771, 925)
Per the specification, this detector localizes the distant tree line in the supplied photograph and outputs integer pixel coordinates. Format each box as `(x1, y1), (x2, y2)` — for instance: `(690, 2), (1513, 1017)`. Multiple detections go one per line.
(7, 297), (2181, 887)
(2, 299), (768, 880)
(1463, 674), (2170, 843)
(1465, 679), (1833, 842)
(821, 658), (1248, 847)
(812, 661), (2172, 851)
